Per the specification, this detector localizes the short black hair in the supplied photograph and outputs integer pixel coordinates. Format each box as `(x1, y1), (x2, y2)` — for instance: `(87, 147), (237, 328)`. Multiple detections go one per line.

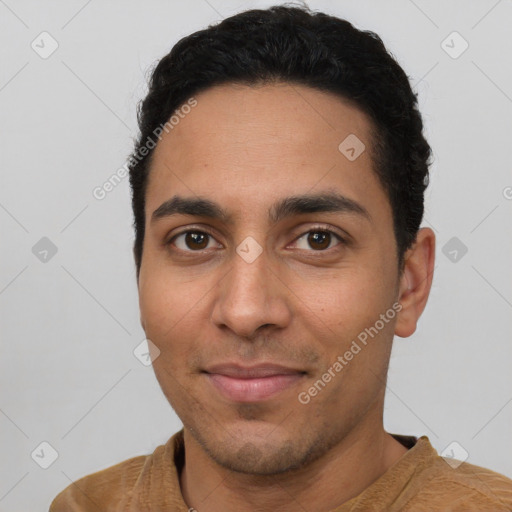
(128, 4), (432, 279)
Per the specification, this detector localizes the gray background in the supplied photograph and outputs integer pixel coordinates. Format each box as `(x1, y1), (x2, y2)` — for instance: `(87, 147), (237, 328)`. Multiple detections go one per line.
(1, 0), (512, 509)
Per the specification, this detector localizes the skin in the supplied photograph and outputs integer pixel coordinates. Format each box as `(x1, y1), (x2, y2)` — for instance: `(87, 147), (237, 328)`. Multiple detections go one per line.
(137, 82), (435, 511)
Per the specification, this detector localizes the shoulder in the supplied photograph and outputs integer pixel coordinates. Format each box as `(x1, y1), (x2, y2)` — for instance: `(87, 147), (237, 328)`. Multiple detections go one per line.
(405, 456), (512, 511)
(49, 453), (150, 511)
(49, 430), (186, 511)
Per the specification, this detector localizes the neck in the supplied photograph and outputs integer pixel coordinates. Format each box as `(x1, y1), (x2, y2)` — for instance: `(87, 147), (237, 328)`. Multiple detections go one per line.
(179, 410), (408, 511)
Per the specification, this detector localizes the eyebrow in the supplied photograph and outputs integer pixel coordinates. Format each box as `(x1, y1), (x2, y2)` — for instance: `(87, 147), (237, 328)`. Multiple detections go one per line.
(151, 190), (371, 225)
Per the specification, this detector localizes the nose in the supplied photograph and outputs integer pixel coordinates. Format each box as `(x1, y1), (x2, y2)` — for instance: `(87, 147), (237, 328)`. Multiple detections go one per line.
(211, 243), (292, 339)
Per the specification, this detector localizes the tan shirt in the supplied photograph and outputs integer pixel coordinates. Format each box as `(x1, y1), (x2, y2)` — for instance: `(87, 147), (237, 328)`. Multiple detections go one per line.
(50, 430), (512, 511)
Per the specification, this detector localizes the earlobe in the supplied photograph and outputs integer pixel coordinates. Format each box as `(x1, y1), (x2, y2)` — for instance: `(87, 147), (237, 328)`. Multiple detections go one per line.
(394, 227), (436, 338)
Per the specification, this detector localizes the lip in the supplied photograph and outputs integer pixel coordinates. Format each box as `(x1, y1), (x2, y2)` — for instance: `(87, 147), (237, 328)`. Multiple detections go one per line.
(204, 363), (306, 402)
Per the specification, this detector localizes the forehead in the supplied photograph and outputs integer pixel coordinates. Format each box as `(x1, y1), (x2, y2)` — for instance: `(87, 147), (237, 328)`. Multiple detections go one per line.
(145, 82), (391, 225)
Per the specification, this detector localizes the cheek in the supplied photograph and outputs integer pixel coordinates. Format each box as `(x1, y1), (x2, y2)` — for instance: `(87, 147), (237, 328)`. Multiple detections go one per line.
(138, 271), (205, 352)
(299, 265), (391, 334)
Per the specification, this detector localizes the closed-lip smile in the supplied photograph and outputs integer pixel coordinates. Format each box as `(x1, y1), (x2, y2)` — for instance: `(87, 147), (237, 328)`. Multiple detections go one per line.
(203, 363), (306, 402)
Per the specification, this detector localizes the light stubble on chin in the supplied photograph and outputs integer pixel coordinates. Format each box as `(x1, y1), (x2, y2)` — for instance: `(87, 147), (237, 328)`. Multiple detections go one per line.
(184, 413), (347, 476)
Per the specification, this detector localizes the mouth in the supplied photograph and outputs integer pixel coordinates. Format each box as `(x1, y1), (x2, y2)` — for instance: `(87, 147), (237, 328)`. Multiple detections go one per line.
(203, 363), (307, 403)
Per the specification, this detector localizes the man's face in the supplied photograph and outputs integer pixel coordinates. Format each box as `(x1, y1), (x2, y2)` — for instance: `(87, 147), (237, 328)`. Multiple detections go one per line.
(138, 82), (402, 474)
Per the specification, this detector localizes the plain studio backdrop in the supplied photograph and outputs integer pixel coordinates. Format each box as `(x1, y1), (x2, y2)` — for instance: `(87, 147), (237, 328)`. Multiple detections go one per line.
(1, 0), (511, 510)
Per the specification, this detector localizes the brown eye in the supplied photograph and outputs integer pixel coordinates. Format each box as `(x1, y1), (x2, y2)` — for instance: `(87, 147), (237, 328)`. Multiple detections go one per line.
(293, 229), (344, 251)
(185, 232), (208, 250)
(308, 231), (331, 250)
(171, 231), (218, 251)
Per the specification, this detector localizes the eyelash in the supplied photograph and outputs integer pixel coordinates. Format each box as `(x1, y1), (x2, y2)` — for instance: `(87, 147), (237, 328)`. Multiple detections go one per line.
(166, 226), (348, 254)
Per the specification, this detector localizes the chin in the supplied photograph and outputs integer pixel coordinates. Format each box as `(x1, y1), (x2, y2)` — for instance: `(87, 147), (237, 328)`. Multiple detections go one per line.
(187, 421), (334, 476)
(207, 438), (304, 475)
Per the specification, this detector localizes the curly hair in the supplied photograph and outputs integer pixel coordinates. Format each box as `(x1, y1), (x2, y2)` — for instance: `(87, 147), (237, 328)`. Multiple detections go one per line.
(128, 4), (432, 278)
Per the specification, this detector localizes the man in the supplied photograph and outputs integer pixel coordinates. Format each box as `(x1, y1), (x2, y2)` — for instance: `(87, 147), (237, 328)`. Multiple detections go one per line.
(50, 5), (512, 511)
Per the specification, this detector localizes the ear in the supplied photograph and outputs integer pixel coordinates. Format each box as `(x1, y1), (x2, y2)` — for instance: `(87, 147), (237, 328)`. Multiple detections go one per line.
(394, 227), (436, 338)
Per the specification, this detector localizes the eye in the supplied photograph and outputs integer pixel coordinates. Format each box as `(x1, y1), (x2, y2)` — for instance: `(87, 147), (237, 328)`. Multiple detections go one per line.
(169, 230), (220, 252)
(292, 228), (345, 251)
(167, 227), (347, 254)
